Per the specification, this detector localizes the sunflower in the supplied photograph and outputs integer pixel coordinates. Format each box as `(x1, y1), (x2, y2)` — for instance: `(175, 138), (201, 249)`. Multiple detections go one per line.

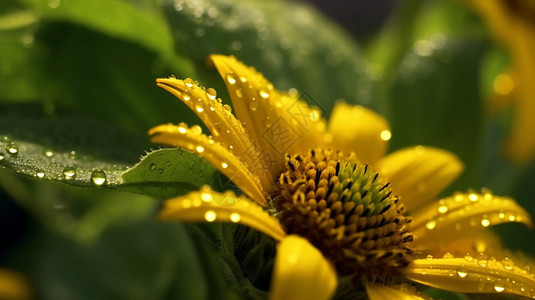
(468, 0), (535, 164)
(149, 55), (535, 299)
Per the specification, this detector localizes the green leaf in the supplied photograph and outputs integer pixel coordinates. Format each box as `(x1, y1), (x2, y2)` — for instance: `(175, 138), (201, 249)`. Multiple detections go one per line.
(0, 104), (216, 198)
(121, 148), (218, 198)
(161, 0), (370, 115)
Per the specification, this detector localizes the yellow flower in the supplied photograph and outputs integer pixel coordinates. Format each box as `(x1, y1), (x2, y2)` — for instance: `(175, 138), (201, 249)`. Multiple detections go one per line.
(468, 0), (535, 164)
(149, 55), (535, 299)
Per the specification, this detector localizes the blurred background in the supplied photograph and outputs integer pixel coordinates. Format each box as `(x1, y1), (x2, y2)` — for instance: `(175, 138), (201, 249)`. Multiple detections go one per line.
(1, 0), (535, 299)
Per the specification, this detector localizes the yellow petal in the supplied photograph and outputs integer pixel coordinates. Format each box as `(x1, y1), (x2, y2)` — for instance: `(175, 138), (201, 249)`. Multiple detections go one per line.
(209, 55), (327, 176)
(0, 269), (32, 300)
(328, 102), (390, 165)
(155, 77), (273, 191)
(269, 235), (337, 300)
(411, 191), (532, 250)
(366, 282), (429, 300)
(149, 123), (267, 206)
(376, 146), (463, 211)
(159, 186), (286, 241)
(426, 230), (503, 258)
(404, 254), (535, 298)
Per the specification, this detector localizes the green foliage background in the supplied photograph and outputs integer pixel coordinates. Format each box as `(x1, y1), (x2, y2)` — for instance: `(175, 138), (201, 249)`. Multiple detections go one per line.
(1, 0), (534, 298)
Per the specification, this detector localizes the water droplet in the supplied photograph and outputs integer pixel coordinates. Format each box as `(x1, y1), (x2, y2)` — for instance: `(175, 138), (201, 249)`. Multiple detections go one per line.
(380, 130), (392, 141)
(36, 171), (45, 178)
(201, 192), (212, 202)
(493, 280), (505, 292)
(204, 210), (217, 222)
(177, 125), (187, 134)
(464, 253), (474, 261)
(481, 216), (490, 227)
(0, 152), (4, 161)
(150, 163), (157, 171)
(426, 254), (433, 260)
(502, 257), (514, 270)
(457, 269), (468, 278)
(63, 166), (76, 180)
(425, 220), (437, 230)
(226, 73), (237, 84)
(44, 150), (54, 157)
(221, 162), (228, 169)
(469, 193), (479, 202)
(184, 78), (195, 87)
(230, 213), (241, 222)
(196, 146), (205, 153)
(235, 88), (243, 98)
(195, 105), (204, 113)
(6, 142), (18, 154)
(91, 169), (107, 186)
(477, 254), (488, 267)
(183, 94), (191, 101)
(437, 205), (448, 214)
(190, 125), (202, 135)
(259, 89), (270, 99)
(206, 88), (217, 100)
(248, 98), (259, 111)
(443, 252), (454, 259)
(68, 150), (77, 160)
(223, 104), (232, 113)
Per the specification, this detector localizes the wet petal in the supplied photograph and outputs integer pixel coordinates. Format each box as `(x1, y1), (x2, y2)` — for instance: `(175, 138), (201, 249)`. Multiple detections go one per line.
(328, 103), (390, 165)
(149, 123), (267, 206)
(426, 230), (503, 258)
(404, 253), (535, 298)
(270, 235), (337, 300)
(411, 190), (532, 250)
(159, 186), (286, 241)
(155, 77), (273, 190)
(376, 146), (463, 211)
(209, 55), (327, 176)
(366, 282), (429, 300)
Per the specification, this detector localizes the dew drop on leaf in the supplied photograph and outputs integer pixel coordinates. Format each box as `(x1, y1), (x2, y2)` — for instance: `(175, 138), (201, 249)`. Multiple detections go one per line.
(91, 169), (107, 186)
(6, 142), (18, 155)
(63, 166), (76, 180)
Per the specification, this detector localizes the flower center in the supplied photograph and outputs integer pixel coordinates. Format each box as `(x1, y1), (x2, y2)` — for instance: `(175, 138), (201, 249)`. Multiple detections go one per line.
(273, 148), (414, 279)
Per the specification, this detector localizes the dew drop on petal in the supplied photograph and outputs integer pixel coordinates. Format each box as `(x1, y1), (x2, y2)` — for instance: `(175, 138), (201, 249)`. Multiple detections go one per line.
(380, 130), (392, 141)
(91, 169), (107, 186)
(464, 253), (474, 262)
(230, 213), (241, 223)
(201, 192), (212, 202)
(457, 269), (468, 278)
(195, 105), (204, 113)
(36, 171), (45, 178)
(206, 88), (217, 100)
(177, 125), (187, 134)
(493, 280), (505, 292)
(44, 150), (54, 157)
(184, 78), (194, 87)
(226, 73), (237, 85)
(437, 205), (448, 214)
(443, 252), (454, 259)
(426, 254), (433, 260)
(469, 193), (479, 202)
(196, 146), (205, 153)
(259, 89), (270, 99)
(425, 220), (437, 230)
(223, 104), (232, 113)
(502, 257), (514, 270)
(204, 210), (217, 222)
(190, 125), (202, 135)
(183, 94), (191, 101)
(235, 89), (243, 98)
(221, 162), (228, 169)
(481, 217), (490, 227)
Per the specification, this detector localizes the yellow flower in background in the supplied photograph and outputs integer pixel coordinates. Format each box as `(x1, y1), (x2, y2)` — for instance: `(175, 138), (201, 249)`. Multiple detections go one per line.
(150, 55), (535, 299)
(469, 0), (535, 164)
